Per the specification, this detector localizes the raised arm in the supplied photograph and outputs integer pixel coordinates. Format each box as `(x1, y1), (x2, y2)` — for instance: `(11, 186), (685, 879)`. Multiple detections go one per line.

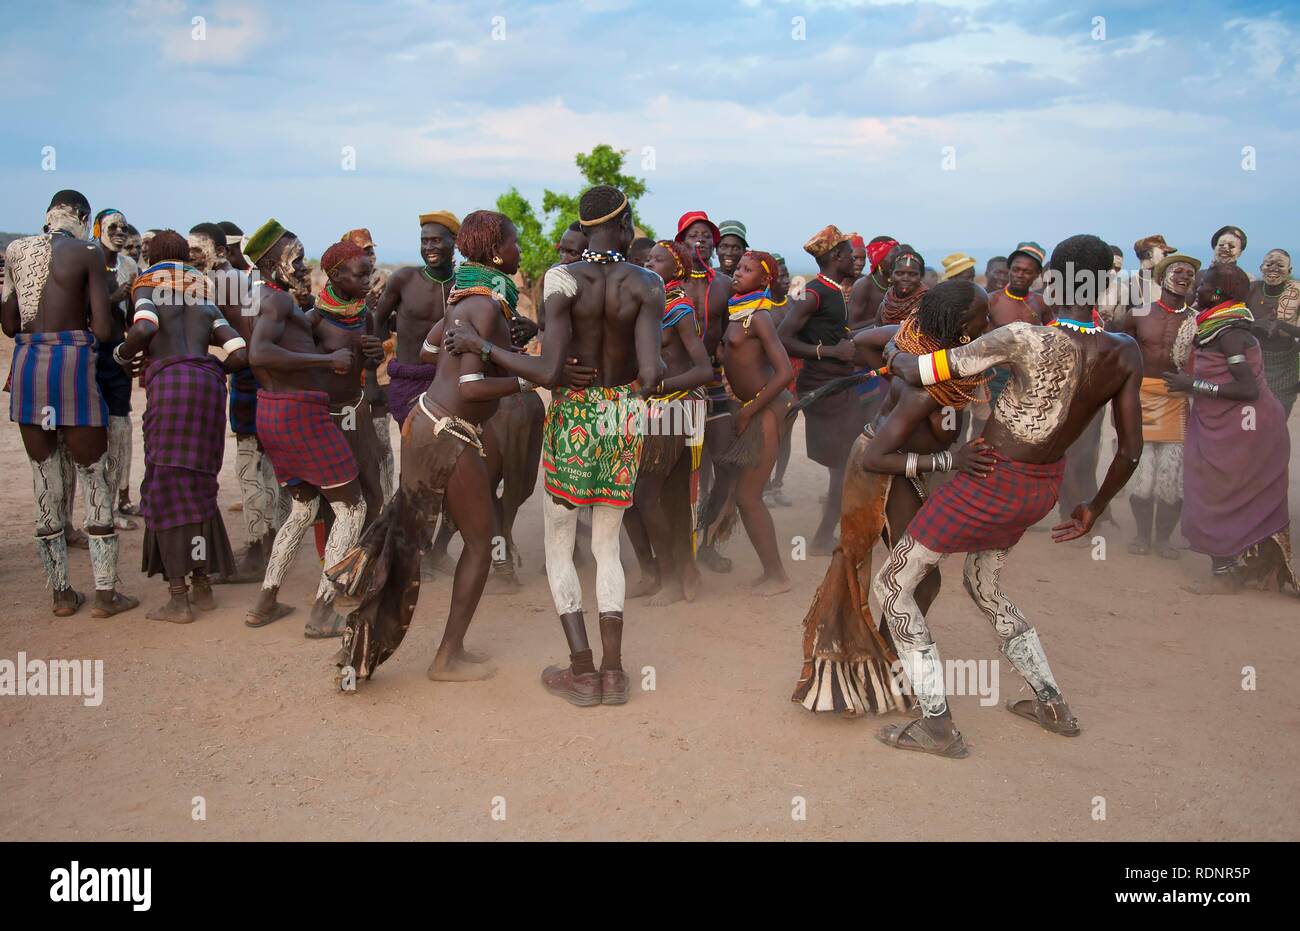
(851, 322), (899, 369)
(443, 264), (575, 387)
(454, 296), (533, 402)
(888, 321), (1028, 387)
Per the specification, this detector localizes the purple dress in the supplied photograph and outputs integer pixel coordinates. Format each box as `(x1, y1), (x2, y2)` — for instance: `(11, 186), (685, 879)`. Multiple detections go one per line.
(1183, 343), (1290, 558)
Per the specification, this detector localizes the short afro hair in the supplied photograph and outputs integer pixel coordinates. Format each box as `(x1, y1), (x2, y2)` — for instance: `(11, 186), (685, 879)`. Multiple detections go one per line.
(577, 184), (629, 232)
(1202, 263), (1251, 304)
(48, 189), (91, 217)
(148, 229), (190, 264)
(456, 210), (514, 266)
(916, 280), (980, 346)
(1048, 234), (1113, 282)
(189, 222), (228, 250)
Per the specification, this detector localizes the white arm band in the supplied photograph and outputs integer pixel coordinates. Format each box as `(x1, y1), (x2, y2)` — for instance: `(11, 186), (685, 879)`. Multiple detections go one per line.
(459, 372), (485, 384)
(222, 336), (247, 354)
(133, 299), (159, 326)
(422, 339), (440, 355)
(212, 315), (230, 331)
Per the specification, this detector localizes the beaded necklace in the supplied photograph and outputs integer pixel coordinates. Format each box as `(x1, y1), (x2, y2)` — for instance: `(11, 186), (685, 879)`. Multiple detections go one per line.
(1052, 316), (1100, 334)
(727, 288), (770, 329)
(582, 249), (625, 265)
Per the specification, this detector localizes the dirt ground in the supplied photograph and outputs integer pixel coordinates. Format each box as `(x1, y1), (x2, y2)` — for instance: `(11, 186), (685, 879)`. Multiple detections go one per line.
(2, 372), (1298, 841)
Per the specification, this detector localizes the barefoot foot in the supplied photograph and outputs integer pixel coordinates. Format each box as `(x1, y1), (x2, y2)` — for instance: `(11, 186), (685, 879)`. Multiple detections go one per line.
(628, 570), (662, 598)
(147, 595), (195, 624)
(647, 578), (686, 607)
(753, 574), (792, 597)
(427, 656), (497, 681)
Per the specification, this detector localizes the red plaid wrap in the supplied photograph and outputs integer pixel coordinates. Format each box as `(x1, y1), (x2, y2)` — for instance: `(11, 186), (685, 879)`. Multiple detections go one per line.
(909, 450), (1065, 553)
(256, 389), (358, 489)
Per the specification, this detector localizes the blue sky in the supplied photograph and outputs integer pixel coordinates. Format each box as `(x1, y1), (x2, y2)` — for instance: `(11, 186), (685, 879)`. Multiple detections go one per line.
(2, 0), (1298, 272)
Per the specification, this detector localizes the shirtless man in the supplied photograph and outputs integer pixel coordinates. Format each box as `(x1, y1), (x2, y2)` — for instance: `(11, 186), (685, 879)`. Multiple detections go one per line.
(793, 282), (993, 716)
(218, 222), (249, 271)
(122, 225), (143, 265)
(984, 256), (1009, 294)
(557, 222), (588, 265)
(626, 239), (712, 605)
(327, 210), (531, 685)
(675, 210), (734, 572)
(1122, 252), (1199, 557)
(189, 221), (279, 581)
(873, 234), (1143, 759)
(241, 219), (364, 638)
(114, 230), (248, 622)
(374, 210), (459, 428)
(2, 190), (139, 617)
(987, 242), (1050, 327)
(308, 241), (386, 525)
(847, 234), (867, 285)
(444, 184), (662, 708)
(846, 235), (897, 329)
(716, 220), (747, 277)
(92, 209), (140, 531)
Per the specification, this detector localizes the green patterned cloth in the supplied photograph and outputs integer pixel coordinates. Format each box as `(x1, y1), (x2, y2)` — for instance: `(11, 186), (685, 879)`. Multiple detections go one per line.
(543, 384), (643, 508)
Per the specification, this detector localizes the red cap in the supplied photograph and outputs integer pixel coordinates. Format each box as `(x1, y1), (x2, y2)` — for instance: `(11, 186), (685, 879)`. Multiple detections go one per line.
(675, 210), (720, 245)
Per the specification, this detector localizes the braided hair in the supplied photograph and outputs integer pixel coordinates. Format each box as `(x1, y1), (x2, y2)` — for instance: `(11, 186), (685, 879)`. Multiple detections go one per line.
(916, 280), (978, 346)
(456, 210), (514, 265)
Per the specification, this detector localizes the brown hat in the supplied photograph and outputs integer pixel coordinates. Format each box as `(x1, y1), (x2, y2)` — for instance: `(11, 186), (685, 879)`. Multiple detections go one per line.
(1133, 234), (1176, 260)
(1152, 253), (1201, 283)
(803, 224), (850, 258)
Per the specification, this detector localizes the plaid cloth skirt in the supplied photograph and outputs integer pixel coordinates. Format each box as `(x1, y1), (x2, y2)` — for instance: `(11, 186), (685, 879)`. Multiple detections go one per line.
(140, 355), (228, 530)
(256, 389), (358, 489)
(909, 449), (1064, 553)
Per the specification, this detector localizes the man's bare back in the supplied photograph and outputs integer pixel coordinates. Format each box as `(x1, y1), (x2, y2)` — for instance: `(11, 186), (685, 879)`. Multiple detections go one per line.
(557, 261), (662, 387)
(919, 321), (1142, 463)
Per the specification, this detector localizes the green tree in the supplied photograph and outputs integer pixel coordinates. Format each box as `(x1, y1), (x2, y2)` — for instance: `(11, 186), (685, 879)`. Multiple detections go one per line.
(494, 144), (655, 307)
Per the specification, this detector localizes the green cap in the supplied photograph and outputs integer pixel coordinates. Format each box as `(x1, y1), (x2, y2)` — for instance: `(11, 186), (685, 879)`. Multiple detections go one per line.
(244, 218), (289, 264)
(718, 220), (747, 245)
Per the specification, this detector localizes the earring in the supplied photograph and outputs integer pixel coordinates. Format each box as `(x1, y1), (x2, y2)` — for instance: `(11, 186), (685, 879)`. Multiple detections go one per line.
(959, 334), (971, 344)
(492, 255), (503, 266)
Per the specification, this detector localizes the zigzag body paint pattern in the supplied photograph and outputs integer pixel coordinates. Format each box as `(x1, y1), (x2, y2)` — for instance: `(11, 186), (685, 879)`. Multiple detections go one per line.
(946, 322), (1082, 444)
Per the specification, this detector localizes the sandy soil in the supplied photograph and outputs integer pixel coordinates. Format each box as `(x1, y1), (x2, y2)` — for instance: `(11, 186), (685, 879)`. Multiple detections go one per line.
(1, 371), (1297, 841)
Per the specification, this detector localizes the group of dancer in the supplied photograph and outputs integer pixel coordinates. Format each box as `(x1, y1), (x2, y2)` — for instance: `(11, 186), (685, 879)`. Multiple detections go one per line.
(5, 188), (1296, 759)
